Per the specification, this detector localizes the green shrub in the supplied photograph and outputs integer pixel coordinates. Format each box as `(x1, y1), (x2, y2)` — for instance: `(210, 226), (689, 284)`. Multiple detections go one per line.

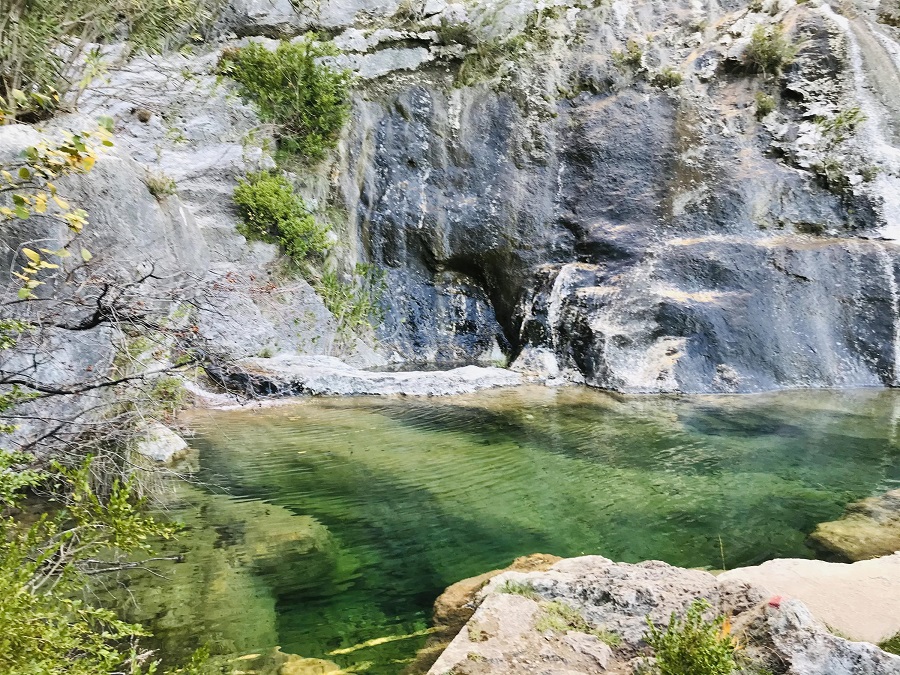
(755, 91), (776, 119)
(0, 0), (217, 122)
(149, 376), (188, 417)
(745, 25), (797, 75)
(146, 171), (177, 200)
(880, 632), (900, 655)
(612, 39), (644, 70)
(317, 263), (385, 335)
(233, 172), (331, 263)
(651, 67), (684, 88)
(219, 37), (352, 161)
(816, 106), (866, 145)
(645, 599), (738, 675)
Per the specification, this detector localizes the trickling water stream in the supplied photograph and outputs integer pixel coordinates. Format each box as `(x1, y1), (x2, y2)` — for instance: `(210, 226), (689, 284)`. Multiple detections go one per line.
(123, 386), (900, 674)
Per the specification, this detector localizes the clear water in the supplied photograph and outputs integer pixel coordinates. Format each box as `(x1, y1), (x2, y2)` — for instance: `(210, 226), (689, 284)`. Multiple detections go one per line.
(135, 386), (900, 673)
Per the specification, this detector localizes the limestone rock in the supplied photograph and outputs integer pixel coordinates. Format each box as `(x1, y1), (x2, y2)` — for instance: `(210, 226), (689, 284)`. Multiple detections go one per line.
(211, 354), (523, 397)
(811, 490), (900, 561)
(720, 555), (900, 643)
(425, 556), (900, 675)
(134, 422), (190, 464)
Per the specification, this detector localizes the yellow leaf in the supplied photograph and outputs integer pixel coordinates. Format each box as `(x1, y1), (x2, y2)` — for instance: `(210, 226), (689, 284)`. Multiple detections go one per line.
(34, 193), (48, 214)
(21, 248), (40, 263)
(52, 195), (70, 210)
(81, 155), (96, 172)
(80, 248), (93, 262)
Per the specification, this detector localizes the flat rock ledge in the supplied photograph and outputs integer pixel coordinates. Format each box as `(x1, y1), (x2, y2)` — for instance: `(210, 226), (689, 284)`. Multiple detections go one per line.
(208, 355), (524, 397)
(426, 555), (900, 675)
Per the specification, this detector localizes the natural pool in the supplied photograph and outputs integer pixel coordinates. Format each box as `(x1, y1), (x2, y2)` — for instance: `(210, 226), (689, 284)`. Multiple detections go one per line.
(132, 386), (900, 673)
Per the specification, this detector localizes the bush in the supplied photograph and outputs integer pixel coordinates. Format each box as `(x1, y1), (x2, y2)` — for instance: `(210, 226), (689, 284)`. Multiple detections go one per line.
(233, 172), (330, 263)
(645, 599), (738, 675)
(651, 67), (684, 89)
(146, 171), (177, 200)
(0, 0), (217, 122)
(612, 39), (644, 70)
(755, 91), (776, 119)
(317, 263), (385, 335)
(219, 37), (352, 161)
(745, 25), (797, 75)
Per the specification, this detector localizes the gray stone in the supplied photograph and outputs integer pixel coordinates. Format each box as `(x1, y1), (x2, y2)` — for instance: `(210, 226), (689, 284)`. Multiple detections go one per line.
(427, 556), (900, 675)
(209, 354), (523, 396)
(134, 422), (190, 464)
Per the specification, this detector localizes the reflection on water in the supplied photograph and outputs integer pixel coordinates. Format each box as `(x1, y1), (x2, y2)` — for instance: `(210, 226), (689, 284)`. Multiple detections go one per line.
(131, 387), (900, 673)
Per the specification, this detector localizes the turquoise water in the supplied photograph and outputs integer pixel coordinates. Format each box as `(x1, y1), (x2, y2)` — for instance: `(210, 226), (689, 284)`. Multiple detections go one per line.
(140, 387), (900, 673)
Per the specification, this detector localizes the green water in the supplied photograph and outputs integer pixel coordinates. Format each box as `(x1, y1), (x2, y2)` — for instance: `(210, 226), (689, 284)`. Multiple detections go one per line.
(139, 386), (900, 673)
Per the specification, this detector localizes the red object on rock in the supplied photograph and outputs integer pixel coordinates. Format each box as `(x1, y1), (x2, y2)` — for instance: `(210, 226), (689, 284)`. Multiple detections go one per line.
(768, 595), (783, 608)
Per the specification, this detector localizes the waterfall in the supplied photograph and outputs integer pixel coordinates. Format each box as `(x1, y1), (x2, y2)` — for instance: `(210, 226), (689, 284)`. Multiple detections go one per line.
(819, 2), (900, 238)
(875, 243), (900, 385)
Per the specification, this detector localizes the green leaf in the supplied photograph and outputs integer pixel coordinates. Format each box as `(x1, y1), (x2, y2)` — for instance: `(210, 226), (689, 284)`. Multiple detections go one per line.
(80, 248), (93, 262)
(14, 205), (29, 219)
(18, 167), (31, 180)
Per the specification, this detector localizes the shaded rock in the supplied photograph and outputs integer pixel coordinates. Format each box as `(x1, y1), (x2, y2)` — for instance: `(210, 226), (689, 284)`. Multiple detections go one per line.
(810, 489), (900, 561)
(211, 354), (523, 397)
(720, 555), (900, 643)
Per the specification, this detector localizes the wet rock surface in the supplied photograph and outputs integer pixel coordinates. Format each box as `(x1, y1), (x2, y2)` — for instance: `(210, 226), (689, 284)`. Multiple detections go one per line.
(426, 555), (900, 675)
(811, 488), (900, 560)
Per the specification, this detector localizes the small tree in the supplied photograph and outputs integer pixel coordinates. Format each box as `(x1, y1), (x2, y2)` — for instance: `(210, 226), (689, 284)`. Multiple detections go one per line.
(218, 37), (352, 161)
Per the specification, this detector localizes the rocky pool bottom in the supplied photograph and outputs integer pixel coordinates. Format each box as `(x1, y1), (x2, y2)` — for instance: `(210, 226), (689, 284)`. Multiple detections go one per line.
(117, 387), (900, 673)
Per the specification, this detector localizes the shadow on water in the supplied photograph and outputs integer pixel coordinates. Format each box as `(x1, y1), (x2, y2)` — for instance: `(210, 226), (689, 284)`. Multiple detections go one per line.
(129, 386), (900, 673)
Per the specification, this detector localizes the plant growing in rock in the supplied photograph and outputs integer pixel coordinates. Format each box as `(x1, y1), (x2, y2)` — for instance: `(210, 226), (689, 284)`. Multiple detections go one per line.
(651, 67), (684, 89)
(612, 39), (644, 71)
(645, 599), (738, 675)
(534, 600), (621, 646)
(755, 92), (776, 119)
(0, 0), (219, 121)
(816, 107), (866, 145)
(498, 579), (540, 599)
(146, 171), (177, 200)
(880, 632), (900, 655)
(219, 37), (352, 162)
(233, 171), (331, 264)
(317, 263), (386, 336)
(744, 25), (797, 75)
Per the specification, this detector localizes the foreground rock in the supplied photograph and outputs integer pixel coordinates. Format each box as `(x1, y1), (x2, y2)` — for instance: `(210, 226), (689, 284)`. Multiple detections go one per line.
(209, 355), (523, 397)
(427, 555), (900, 675)
(811, 489), (900, 561)
(407, 554), (562, 674)
(720, 554), (900, 644)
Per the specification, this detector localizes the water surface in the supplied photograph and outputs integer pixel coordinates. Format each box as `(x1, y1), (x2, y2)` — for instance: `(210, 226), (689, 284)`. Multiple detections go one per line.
(140, 387), (900, 672)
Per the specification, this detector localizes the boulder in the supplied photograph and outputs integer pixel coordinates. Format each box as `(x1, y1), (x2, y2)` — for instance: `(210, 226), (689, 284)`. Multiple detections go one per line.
(811, 489), (900, 561)
(425, 556), (900, 675)
(134, 422), (190, 464)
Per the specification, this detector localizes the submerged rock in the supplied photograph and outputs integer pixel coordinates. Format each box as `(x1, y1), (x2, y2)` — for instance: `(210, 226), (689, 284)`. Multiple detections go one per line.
(133, 422), (190, 464)
(426, 555), (900, 675)
(810, 489), (900, 561)
(209, 354), (523, 397)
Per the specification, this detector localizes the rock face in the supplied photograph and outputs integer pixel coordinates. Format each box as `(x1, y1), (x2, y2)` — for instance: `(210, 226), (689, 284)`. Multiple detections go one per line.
(4, 0), (900, 400)
(427, 555), (900, 675)
(811, 489), (900, 561)
(209, 354), (523, 396)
